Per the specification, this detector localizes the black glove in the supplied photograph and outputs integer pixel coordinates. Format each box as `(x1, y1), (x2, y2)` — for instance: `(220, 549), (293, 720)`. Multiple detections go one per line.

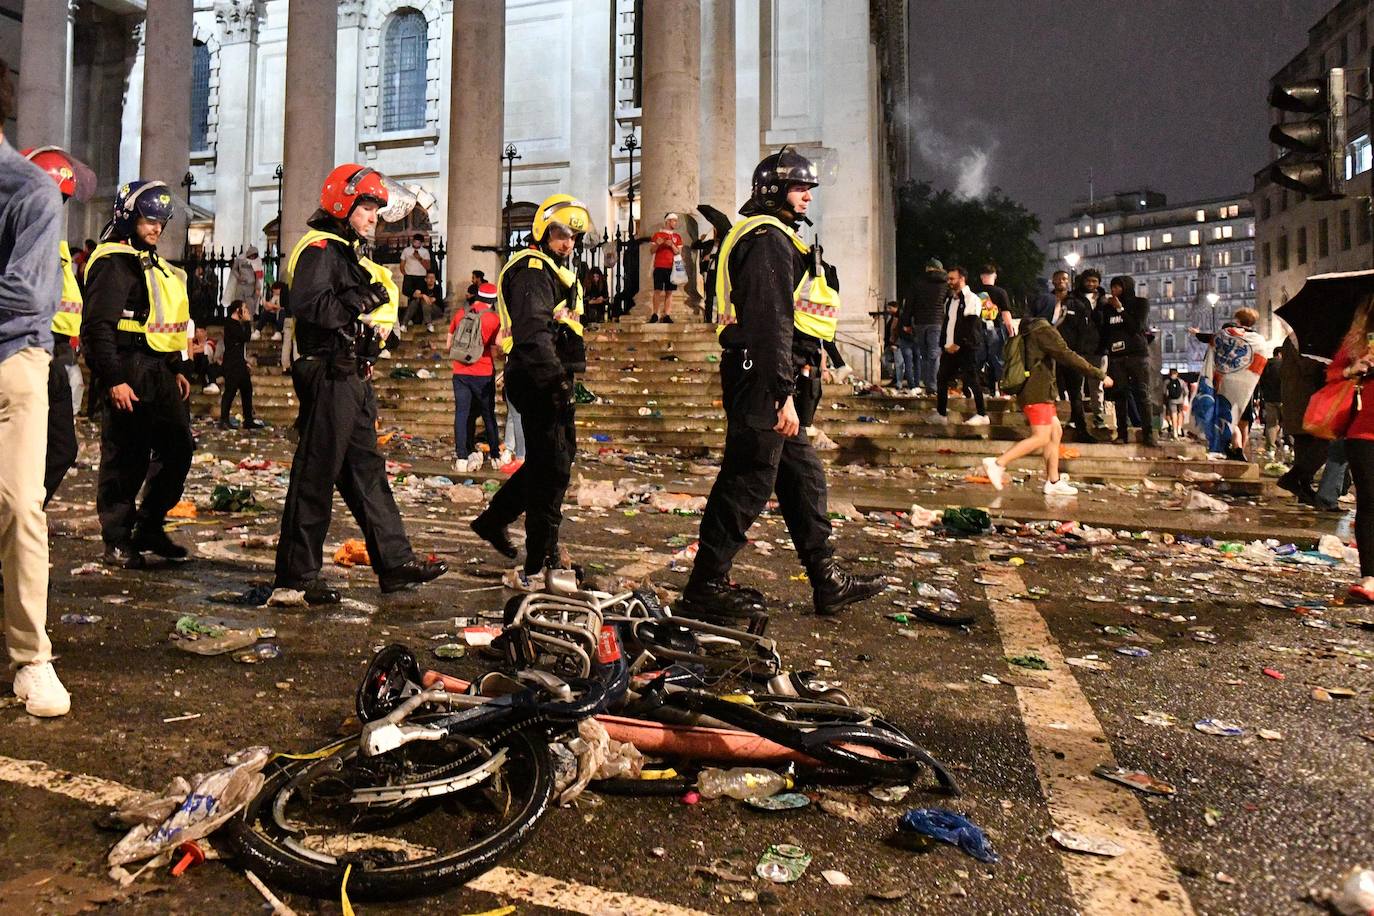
(367, 281), (391, 309)
(553, 374), (575, 412)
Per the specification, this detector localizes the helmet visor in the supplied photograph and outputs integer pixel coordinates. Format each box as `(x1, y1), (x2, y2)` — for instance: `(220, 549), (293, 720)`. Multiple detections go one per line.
(373, 177), (434, 224)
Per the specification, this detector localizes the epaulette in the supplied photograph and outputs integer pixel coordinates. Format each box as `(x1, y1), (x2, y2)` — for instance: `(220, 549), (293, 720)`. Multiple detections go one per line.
(309, 239), (329, 249)
(525, 259), (544, 270)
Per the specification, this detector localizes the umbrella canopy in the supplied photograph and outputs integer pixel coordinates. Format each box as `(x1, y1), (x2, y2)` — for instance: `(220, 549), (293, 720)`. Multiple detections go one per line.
(1274, 269), (1374, 360)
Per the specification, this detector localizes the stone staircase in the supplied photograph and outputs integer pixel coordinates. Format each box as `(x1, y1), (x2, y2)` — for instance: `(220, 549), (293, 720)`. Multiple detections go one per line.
(194, 314), (1260, 491)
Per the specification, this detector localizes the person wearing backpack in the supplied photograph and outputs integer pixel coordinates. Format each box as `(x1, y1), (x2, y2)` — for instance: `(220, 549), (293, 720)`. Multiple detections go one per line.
(982, 316), (1111, 496)
(446, 281), (502, 471)
(1164, 369), (1187, 440)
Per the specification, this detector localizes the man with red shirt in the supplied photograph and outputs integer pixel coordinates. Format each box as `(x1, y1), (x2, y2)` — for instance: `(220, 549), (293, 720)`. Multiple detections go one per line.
(447, 281), (502, 470)
(649, 212), (683, 324)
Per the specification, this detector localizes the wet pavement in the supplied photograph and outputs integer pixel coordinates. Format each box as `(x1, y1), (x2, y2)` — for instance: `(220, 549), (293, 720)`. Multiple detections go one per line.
(1, 418), (1371, 915)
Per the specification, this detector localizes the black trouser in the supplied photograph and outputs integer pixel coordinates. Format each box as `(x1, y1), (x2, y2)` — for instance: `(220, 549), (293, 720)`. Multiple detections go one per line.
(476, 365), (576, 575)
(220, 363), (254, 425)
(936, 350), (985, 417)
(1107, 353), (1153, 439)
(692, 355), (833, 584)
(1346, 439), (1374, 576)
(274, 359), (415, 586)
(1290, 433), (1330, 489)
(44, 346), (77, 506)
(1058, 365), (1089, 430)
(96, 352), (195, 547)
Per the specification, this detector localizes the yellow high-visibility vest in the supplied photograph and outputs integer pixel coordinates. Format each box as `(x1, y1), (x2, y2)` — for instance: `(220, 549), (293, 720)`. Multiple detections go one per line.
(52, 240), (82, 337)
(86, 241), (189, 353)
(714, 214), (839, 343)
(286, 229), (399, 334)
(494, 248), (584, 355)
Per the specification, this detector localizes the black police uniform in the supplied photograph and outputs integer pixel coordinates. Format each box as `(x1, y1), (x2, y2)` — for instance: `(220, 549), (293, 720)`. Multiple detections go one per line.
(691, 211), (834, 589)
(273, 212), (420, 592)
(474, 252), (582, 575)
(44, 333), (78, 505)
(83, 248), (194, 554)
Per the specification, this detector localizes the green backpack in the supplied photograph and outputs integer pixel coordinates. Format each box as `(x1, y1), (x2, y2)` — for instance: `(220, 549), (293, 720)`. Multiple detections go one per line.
(1000, 329), (1031, 395)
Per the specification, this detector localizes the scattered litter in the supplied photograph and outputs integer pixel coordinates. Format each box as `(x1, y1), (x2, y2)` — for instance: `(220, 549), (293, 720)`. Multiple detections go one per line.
(209, 484), (256, 512)
(1066, 656), (1110, 671)
(1115, 646), (1151, 658)
(71, 562), (109, 576)
(433, 644), (466, 659)
(869, 785), (910, 804)
(743, 792), (810, 811)
(755, 844), (811, 883)
(1183, 490), (1229, 513)
(232, 643), (282, 664)
(1050, 830), (1126, 858)
(1258, 729), (1284, 741)
(1331, 867), (1374, 915)
(60, 613), (102, 625)
(897, 808), (999, 863)
(1194, 718), (1245, 737)
(908, 504), (940, 528)
(822, 869), (852, 887)
(266, 588), (308, 608)
(1134, 711), (1177, 727)
(332, 539), (371, 567)
(1006, 654), (1049, 670)
(1092, 765), (1176, 796)
(166, 500), (198, 519)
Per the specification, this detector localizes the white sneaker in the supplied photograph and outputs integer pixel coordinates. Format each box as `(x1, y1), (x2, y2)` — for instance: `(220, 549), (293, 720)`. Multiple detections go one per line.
(1043, 477), (1078, 496)
(427, 323), (435, 333)
(982, 457), (1005, 491)
(271, 332), (283, 341)
(203, 383), (220, 395)
(250, 330), (261, 341)
(379, 350), (393, 359)
(465, 451), (483, 473)
(489, 456), (504, 470)
(13, 662), (70, 717)
(965, 414), (990, 427)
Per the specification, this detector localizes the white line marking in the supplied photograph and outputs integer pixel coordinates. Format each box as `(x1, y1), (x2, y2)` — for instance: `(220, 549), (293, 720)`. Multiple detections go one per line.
(0, 753), (715, 916)
(981, 565), (1195, 915)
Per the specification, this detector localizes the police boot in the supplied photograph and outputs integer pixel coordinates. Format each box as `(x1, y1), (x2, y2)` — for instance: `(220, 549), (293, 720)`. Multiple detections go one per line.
(102, 543), (146, 570)
(676, 577), (767, 623)
(379, 558), (449, 594)
(470, 517), (518, 559)
(809, 559), (885, 616)
(132, 522), (188, 560)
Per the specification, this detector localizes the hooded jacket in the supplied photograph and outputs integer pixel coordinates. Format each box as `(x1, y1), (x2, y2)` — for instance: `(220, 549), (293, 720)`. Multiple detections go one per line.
(1058, 277), (1101, 358)
(1095, 275), (1150, 359)
(1015, 317), (1107, 408)
(905, 268), (947, 328)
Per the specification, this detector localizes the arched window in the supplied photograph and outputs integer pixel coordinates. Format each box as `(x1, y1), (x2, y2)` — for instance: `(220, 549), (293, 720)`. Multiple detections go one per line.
(190, 40), (211, 150)
(381, 10), (427, 132)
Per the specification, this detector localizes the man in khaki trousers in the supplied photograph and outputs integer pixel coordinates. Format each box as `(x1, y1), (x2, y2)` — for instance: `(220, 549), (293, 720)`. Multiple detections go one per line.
(0, 59), (69, 717)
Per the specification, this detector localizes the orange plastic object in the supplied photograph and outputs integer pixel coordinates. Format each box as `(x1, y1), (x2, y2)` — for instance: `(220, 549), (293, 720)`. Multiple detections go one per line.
(333, 538), (371, 567)
(166, 500), (197, 519)
(170, 841), (205, 876)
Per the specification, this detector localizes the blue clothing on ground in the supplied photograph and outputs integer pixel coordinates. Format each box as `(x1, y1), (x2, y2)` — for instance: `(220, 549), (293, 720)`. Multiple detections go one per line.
(0, 138), (63, 365)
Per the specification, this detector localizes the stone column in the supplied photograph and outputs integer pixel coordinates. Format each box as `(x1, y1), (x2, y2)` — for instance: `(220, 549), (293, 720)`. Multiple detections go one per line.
(210, 0), (259, 249)
(280, 0), (337, 259)
(638, 0), (701, 308)
(698, 0), (735, 216)
(140, 0), (194, 256)
(735, 0), (761, 206)
(335, 1), (367, 168)
(17, 0), (75, 149)
(445, 0), (505, 290)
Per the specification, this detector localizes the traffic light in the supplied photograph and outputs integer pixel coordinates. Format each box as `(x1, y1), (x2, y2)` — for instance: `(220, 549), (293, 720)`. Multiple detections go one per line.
(1268, 68), (1347, 199)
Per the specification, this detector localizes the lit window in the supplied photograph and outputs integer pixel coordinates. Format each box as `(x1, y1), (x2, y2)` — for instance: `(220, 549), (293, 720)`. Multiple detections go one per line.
(1217, 250), (1232, 266)
(1222, 225), (1233, 239)
(1345, 133), (1372, 179)
(1213, 227), (1222, 240)
(1161, 232), (1173, 244)
(1196, 209), (1206, 222)
(1248, 222), (1255, 237)
(1248, 273), (1256, 291)
(1073, 227), (1080, 239)
(1095, 222), (1105, 235)
(381, 10), (429, 132)
(1164, 279), (1175, 298)
(1188, 229), (1200, 245)
(1229, 205), (1239, 217)
(1134, 236), (1149, 251)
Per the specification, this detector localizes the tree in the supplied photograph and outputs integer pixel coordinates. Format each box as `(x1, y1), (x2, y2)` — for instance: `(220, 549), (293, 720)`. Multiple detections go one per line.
(895, 181), (1044, 312)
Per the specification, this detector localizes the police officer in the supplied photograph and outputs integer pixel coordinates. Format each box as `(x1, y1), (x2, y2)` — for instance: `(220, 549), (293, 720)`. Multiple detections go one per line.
(273, 163), (447, 604)
(83, 180), (194, 568)
(470, 194), (590, 590)
(679, 148), (883, 620)
(21, 147), (90, 505)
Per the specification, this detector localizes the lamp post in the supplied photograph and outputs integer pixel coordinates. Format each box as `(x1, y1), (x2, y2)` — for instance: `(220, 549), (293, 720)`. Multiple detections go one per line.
(273, 164), (283, 255)
(1206, 291), (1220, 332)
(620, 132), (639, 237)
(1064, 250), (1080, 284)
(502, 143), (521, 257)
(179, 171), (196, 259)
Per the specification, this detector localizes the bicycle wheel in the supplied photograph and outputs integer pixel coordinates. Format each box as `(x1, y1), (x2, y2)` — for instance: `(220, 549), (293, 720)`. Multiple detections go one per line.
(224, 717), (554, 900)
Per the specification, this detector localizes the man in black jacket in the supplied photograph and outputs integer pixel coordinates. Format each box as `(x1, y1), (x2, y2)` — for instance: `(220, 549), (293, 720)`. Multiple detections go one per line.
(904, 258), (946, 393)
(470, 194), (590, 589)
(1057, 270), (1104, 440)
(935, 267), (988, 424)
(678, 148), (883, 621)
(1099, 275), (1156, 446)
(272, 164), (447, 604)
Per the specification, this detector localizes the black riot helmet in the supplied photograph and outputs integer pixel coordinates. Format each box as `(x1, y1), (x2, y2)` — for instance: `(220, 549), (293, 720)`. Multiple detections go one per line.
(746, 146), (820, 218)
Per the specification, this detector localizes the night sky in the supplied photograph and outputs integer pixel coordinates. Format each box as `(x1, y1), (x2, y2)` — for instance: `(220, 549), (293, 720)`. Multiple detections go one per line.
(906, 0), (1336, 237)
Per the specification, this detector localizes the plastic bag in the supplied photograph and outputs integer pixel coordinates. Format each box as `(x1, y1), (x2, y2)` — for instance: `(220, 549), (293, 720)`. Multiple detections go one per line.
(575, 477), (625, 509)
(669, 254), (687, 286)
(557, 718), (643, 805)
(333, 539), (371, 567)
(108, 747), (271, 877)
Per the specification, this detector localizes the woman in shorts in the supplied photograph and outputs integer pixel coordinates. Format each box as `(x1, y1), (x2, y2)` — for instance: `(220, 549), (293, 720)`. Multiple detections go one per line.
(981, 316), (1111, 496)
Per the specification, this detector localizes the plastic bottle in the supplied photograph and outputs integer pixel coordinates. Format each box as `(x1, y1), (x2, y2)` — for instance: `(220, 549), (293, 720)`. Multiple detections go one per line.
(697, 767), (794, 800)
(1332, 868), (1374, 916)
